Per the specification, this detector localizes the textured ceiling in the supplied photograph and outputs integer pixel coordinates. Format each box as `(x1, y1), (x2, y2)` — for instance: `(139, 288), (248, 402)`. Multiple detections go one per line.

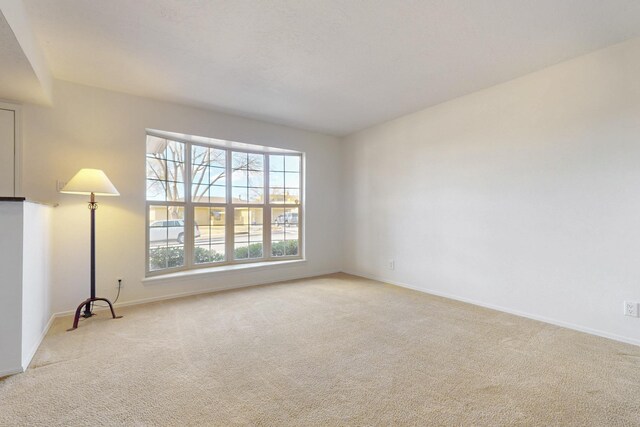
(0, 11), (47, 104)
(18, 0), (640, 135)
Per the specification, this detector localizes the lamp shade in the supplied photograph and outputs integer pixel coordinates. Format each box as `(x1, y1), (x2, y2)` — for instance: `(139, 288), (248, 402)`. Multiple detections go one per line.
(60, 168), (119, 196)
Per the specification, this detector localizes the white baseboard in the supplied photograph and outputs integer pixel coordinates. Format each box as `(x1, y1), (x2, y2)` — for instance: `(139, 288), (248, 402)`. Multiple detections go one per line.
(53, 269), (341, 317)
(22, 313), (56, 371)
(0, 367), (24, 379)
(344, 269), (640, 348)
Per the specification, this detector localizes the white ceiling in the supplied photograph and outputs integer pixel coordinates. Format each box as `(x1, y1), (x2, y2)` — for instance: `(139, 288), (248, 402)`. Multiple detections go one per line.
(15, 0), (640, 135)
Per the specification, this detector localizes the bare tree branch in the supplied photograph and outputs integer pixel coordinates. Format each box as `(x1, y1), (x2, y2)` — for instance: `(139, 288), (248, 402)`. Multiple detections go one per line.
(153, 140), (266, 210)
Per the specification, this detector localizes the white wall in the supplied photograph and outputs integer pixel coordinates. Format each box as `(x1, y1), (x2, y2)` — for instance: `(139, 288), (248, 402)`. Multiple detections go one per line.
(0, 202), (23, 376)
(342, 38), (640, 345)
(21, 80), (342, 314)
(0, 107), (15, 196)
(21, 202), (52, 369)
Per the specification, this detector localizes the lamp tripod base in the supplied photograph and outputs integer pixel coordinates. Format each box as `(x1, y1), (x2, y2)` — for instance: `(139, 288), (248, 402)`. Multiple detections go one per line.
(67, 297), (122, 331)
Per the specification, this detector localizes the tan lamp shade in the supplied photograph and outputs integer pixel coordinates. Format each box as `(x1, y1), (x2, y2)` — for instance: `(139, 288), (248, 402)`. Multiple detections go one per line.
(60, 168), (120, 196)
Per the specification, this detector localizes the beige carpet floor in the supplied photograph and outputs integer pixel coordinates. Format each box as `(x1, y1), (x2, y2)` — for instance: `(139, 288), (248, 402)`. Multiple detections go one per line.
(1, 273), (639, 426)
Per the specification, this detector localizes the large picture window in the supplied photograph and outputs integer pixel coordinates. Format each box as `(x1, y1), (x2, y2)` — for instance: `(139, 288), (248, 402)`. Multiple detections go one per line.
(146, 133), (303, 275)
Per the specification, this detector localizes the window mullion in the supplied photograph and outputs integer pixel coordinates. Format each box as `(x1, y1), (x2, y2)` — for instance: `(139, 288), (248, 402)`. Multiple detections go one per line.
(225, 148), (234, 262)
(264, 154), (271, 260)
(298, 203), (303, 258)
(145, 201), (151, 276)
(299, 155), (303, 258)
(183, 143), (193, 269)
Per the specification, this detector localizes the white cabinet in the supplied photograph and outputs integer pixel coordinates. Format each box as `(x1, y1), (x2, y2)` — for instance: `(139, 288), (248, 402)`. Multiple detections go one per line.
(0, 107), (16, 196)
(0, 200), (53, 376)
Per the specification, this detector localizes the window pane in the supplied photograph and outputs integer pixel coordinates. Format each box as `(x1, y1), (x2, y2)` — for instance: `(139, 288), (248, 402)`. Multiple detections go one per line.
(148, 205), (185, 271)
(194, 208), (209, 242)
(248, 153), (264, 171)
(232, 187), (248, 203)
(234, 242), (249, 259)
(192, 147), (226, 204)
(249, 207), (263, 226)
(269, 187), (285, 204)
(166, 140), (185, 162)
(284, 188), (300, 204)
(210, 186), (226, 202)
(271, 189), (299, 205)
(192, 167), (207, 190)
(194, 243), (213, 264)
(248, 171), (263, 187)
(234, 242), (263, 259)
(193, 183), (226, 204)
(192, 145), (209, 168)
(211, 244), (225, 260)
(271, 207), (299, 257)
(285, 155), (301, 172)
(234, 207), (263, 260)
(147, 136), (185, 203)
(210, 167), (226, 186)
(271, 240), (298, 257)
(166, 182), (185, 202)
(234, 207), (249, 242)
(285, 240), (299, 256)
(192, 170), (208, 195)
(210, 148), (226, 168)
(269, 171), (284, 187)
(147, 158), (166, 180)
(166, 161), (185, 182)
(146, 136), (167, 158)
(232, 152), (248, 169)
(248, 188), (264, 204)
(147, 180), (166, 201)
(192, 183), (207, 203)
(271, 241), (285, 257)
(269, 155), (284, 171)
(250, 224), (262, 241)
(272, 208), (285, 223)
(148, 247), (167, 271)
(285, 172), (300, 188)
(250, 242), (263, 258)
(232, 169), (247, 187)
(194, 207), (225, 264)
(272, 207), (298, 228)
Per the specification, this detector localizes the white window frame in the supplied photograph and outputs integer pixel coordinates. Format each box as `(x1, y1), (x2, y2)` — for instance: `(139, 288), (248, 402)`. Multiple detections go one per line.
(145, 132), (304, 277)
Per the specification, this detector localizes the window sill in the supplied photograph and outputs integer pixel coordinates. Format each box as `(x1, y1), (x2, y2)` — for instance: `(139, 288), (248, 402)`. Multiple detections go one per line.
(142, 258), (307, 284)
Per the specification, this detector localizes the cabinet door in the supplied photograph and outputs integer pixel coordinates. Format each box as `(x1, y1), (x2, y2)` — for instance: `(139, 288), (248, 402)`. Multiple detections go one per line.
(0, 108), (15, 196)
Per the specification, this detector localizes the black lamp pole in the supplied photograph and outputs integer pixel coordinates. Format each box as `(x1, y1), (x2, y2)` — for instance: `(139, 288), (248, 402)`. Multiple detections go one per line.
(82, 193), (98, 317)
(67, 192), (122, 331)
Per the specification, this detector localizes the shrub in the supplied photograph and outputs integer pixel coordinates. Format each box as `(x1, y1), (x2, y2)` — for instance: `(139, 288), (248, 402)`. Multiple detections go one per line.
(149, 240), (298, 270)
(271, 240), (298, 257)
(149, 246), (224, 270)
(234, 242), (263, 259)
(194, 246), (225, 264)
(149, 246), (184, 270)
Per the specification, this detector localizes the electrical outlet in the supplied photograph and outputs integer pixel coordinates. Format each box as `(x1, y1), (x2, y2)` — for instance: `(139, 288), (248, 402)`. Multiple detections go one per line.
(388, 259), (395, 270)
(624, 301), (639, 317)
(117, 277), (123, 288)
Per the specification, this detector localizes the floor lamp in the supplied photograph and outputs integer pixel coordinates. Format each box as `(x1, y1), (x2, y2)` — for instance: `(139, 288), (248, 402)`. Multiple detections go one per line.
(61, 168), (123, 331)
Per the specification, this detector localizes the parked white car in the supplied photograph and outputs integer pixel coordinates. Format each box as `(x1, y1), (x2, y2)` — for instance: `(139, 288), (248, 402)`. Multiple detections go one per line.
(149, 220), (200, 244)
(275, 212), (298, 227)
